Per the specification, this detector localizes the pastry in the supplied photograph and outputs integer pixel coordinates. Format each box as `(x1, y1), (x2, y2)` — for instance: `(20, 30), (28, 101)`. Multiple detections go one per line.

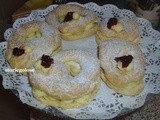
(96, 17), (140, 44)
(5, 21), (61, 75)
(29, 50), (101, 108)
(99, 39), (145, 96)
(46, 4), (99, 41)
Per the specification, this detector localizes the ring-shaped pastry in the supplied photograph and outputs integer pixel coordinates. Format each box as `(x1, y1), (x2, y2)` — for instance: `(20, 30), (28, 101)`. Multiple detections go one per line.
(99, 39), (145, 96)
(46, 4), (99, 41)
(96, 17), (140, 44)
(29, 50), (101, 108)
(5, 21), (61, 75)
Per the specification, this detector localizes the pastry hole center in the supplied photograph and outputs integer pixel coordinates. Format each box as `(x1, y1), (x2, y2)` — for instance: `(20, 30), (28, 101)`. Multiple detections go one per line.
(34, 55), (54, 75)
(64, 61), (81, 77)
(25, 31), (42, 41)
(62, 12), (80, 23)
(115, 55), (134, 71)
(12, 47), (25, 56)
(85, 21), (98, 31)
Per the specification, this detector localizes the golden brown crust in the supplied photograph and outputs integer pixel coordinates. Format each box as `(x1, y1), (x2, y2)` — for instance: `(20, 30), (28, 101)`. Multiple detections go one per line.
(99, 39), (145, 96)
(5, 21), (61, 75)
(60, 25), (98, 41)
(29, 50), (101, 108)
(96, 18), (140, 44)
(32, 77), (100, 109)
(46, 4), (99, 41)
(101, 69), (144, 96)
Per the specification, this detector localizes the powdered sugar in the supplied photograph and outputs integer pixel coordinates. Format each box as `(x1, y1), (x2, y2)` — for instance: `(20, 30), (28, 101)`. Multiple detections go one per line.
(29, 49), (100, 99)
(62, 35), (97, 57)
(46, 4), (98, 31)
(2, 2), (160, 119)
(13, 21), (60, 61)
(99, 39), (145, 81)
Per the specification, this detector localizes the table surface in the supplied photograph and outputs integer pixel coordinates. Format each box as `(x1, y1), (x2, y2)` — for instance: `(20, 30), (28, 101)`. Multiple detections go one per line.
(0, 10), (160, 120)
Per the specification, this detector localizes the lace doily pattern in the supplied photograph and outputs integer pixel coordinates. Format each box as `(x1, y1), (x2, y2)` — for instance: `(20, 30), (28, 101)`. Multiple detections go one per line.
(1, 2), (160, 119)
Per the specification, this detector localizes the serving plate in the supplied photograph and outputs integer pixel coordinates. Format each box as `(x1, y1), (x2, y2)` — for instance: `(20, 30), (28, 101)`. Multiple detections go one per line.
(1, 2), (160, 119)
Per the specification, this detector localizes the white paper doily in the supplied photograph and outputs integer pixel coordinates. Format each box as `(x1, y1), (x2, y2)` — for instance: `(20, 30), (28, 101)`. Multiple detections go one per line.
(1, 2), (160, 119)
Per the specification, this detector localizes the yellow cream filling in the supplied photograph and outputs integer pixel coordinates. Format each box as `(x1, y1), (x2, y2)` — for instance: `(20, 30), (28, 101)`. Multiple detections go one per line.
(34, 60), (53, 75)
(85, 21), (98, 31)
(106, 77), (143, 96)
(59, 12), (81, 23)
(117, 61), (134, 72)
(111, 23), (123, 32)
(25, 31), (42, 41)
(73, 12), (80, 20)
(64, 61), (81, 77)
(24, 46), (33, 54)
(58, 16), (64, 23)
(32, 84), (99, 108)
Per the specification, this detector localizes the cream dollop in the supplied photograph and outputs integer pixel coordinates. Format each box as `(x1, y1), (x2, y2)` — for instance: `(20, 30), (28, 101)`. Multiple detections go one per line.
(111, 23), (123, 32)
